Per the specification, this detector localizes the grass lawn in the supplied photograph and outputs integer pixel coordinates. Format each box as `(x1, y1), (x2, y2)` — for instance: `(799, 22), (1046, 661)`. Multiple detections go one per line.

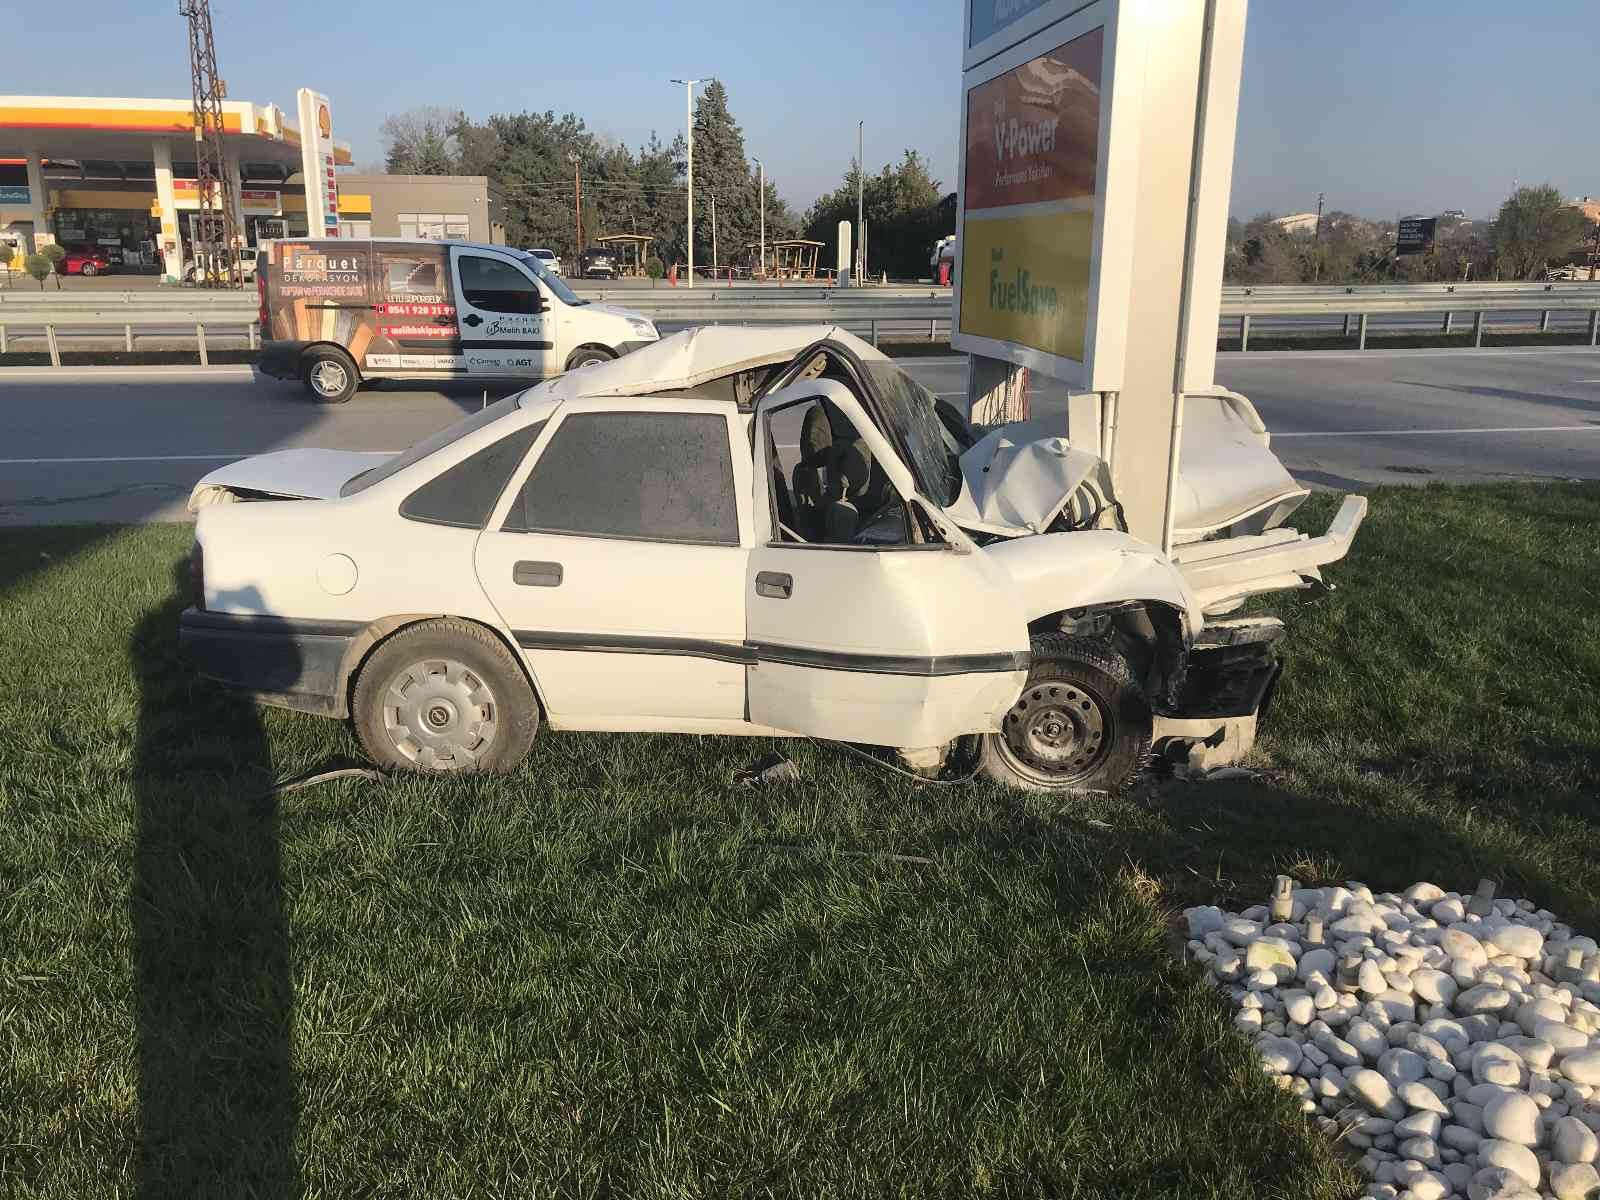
(3, 484), (1599, 1198)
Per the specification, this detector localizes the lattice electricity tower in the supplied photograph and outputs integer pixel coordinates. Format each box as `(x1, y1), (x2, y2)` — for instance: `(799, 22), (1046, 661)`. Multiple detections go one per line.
(178, 0), (241, 287)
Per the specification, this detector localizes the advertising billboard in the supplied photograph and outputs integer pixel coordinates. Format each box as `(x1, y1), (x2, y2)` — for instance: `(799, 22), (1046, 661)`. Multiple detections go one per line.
(956, 25), (1103, 369)
(1397, 217), (1437, 256)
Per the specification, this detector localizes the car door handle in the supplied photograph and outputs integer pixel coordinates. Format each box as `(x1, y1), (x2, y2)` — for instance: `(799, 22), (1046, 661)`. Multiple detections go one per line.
(463, 313), (483, 327)
(513, 560), (562, 587)
(755, 571), (792, 599)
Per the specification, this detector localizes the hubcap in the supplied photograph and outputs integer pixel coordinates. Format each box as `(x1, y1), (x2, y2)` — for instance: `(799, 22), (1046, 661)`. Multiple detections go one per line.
(311, 360), (348, 396)
(1000, 681), (1109, 780)
(382, 657), (497, 770)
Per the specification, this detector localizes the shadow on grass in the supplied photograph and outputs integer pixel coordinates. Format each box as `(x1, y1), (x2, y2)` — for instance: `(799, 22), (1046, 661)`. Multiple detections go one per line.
(131, 557), (299, 1198)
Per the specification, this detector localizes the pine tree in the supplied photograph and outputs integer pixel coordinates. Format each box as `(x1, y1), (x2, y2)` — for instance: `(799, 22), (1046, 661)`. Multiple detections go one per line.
(691, 80), (758, 267)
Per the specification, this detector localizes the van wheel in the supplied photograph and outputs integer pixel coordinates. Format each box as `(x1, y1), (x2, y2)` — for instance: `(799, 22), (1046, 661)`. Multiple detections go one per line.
(352, 619), (539, 774)
(303, 346), (359, 403)
(976, 634), (1151, 794)
(565, 346), (614, 371)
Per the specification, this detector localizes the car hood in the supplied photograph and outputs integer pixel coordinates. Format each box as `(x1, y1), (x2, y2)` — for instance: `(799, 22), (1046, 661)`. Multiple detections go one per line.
(187, 448), (390, 510)
(582, 302), (651, 324)
(944, 420), (1107, 535)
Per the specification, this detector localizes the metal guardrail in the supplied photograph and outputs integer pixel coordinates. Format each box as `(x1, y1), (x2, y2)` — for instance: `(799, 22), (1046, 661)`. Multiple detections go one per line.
(3, 281), (1600, 365)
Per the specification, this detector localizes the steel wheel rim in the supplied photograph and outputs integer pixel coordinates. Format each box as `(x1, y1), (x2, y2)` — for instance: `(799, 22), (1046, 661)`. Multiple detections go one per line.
(310, 359), (349, 396)
(381, 657), (498, 770)
(998, 679), (1112, 782)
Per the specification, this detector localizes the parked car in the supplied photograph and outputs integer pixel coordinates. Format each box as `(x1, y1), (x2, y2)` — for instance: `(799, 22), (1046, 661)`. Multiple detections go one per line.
(183, 325), (1365, 791)
(183, 250), (255, 285)
(579, 247), (618, 279)
(253, 238), (658, 402)
(62, 246), (113, 276)
(526, 248), (562, 276)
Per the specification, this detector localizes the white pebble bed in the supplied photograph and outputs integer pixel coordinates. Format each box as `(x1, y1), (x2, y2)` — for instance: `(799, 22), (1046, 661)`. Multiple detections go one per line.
(1184, 881), (1600, 1200)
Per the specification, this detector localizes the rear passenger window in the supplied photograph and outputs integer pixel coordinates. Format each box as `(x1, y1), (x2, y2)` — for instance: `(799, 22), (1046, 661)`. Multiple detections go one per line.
(505, 412), (738, 544)
(400, 421), (546, 528)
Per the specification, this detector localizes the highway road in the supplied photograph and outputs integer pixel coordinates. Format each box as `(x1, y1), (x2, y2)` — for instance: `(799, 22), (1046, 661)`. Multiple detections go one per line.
(2, 346), (1599, 525)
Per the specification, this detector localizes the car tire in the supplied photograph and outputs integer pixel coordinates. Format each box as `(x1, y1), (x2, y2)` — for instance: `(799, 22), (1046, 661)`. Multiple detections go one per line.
(976, 633), (1151, 794)
(81, 262), (97, 277)
(564, 346), (614, 371)
(352, 618), (539, 774)
(302, 346), (360, 403)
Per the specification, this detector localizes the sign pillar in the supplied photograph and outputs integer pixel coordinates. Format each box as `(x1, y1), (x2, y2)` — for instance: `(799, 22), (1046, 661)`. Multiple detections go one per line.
(24, 152), (49, 252)
(152, 140), (184, 281)
(296, 88), (340, 237)
(836, 220), (852, 288)
(954, 0), (1248, 549)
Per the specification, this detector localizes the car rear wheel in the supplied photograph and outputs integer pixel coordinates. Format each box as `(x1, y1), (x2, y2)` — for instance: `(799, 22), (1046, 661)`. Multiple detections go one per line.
(564, 346), (614, 371)
(302, 346), (360, 403)
(976, 633), (1151, 794)
(353, 619), (539, 774)
(80, 262), (97, 277)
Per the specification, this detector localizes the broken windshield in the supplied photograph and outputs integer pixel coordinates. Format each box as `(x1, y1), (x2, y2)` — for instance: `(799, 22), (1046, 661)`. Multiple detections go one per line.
(863, 362), (973, 507)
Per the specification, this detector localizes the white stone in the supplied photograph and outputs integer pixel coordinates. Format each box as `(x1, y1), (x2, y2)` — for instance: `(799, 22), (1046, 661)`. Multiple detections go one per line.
(1185, 905), (1226, 938)
(1413, 969), (1459, 1006)
(1398, 1135), (1441, 1167)
(1535, 1020), (1591, 1059)
(1396, 1110), (1442, 1139)
(1440, 1124), (1481, 1152)
(1456, 984), (1514, 1015)
(1348, 1019), (1389, 1063)
(1474, 1043), (1526, 1087)
(1553, 1115), (1600, 1164)
(1410, 1170), (1450, 1200)
(1284, 990), (1315, 1025)
(1442, 928), (1490, 968)
(1359, 958), (1388, 996)
(1551, 1162), (1600, 1200)
(1432, 897), (1466, 925)
(1476, 1140), (1542, 1189)
(1219, 917), (1260, 946)
(1490, 925), (1545, 960)
(1398, 1081), (1450, 1114)
(1379, 1048), (1429, 1085)
(1347, 1068), (1406, 1119)
(1563, 1048), (1600, 1085)
(1314, 983), (1339, 1009)
(1482, 1091), (1540, 1146)
(1298, 947), (1337, 984)
(1258, 1035), (1302, 1074)
(1247, 937), (1298, 974)
(1519, 997), (1570, 1036)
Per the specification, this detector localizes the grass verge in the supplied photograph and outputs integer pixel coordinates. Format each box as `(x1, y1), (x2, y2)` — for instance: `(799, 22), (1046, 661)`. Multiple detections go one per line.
(2, 484), (1598, 1198)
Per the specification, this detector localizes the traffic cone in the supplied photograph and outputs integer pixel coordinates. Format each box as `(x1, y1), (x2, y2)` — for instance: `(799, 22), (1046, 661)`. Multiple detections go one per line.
(668, 263), (678, 287)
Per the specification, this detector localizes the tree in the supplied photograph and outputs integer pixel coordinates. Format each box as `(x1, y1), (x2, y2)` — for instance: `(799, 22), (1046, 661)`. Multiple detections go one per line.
(803, 150), (950, 279)
(24, 252), (51, 290)
(40, 243), (65, 289)
(380, 107), (463, 175)
(1493, 185), (1587, 280)
(690, 80), (758, 266)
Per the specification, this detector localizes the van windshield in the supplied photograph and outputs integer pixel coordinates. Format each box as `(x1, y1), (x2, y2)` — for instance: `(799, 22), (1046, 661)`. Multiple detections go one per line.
(341, 394), (525, 496)
(518, 252), (587, 306)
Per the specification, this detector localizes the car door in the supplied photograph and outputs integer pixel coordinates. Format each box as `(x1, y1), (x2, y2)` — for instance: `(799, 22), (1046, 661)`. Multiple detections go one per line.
(474, 397), (755, 728)
(746, 379), (1030, 749)
(450, 247), (558, 380)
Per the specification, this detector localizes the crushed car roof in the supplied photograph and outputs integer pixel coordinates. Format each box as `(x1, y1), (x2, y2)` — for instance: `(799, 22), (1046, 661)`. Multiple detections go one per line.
(525, 324), (886, 404)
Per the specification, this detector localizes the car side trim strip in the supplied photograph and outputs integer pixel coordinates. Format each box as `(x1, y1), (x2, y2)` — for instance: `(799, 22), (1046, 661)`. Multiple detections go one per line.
(512, 629), (1028, 677)
(458, 339), (554, 350)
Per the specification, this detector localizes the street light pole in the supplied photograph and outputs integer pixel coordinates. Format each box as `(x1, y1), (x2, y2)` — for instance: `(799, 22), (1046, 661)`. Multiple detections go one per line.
(670, 78), (703, 288)
(857, 119), (864, 284)
(569, 152), (582, 259)
(753, 156), (765, 280)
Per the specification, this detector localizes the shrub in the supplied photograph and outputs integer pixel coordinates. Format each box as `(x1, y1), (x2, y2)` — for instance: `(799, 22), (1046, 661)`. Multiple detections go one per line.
(24, 253), (51, 289)
(645, 256), (664, 280)
(40, 243), (66, 288)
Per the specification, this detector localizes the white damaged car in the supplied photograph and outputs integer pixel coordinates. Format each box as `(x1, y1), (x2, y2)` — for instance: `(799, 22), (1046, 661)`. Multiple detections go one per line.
(181, 326), (1365, 791)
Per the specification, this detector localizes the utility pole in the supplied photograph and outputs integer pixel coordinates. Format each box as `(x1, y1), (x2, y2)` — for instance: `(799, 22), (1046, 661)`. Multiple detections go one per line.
(178, 0), (240, 287)
(856, 120), (864, 284)
(1314, 191), (1324, 243)
(670, 78), (703, 288)
(753, 156), (765, 279)
(1312, 191), (1325, 281)
(568, 152), (583, 259)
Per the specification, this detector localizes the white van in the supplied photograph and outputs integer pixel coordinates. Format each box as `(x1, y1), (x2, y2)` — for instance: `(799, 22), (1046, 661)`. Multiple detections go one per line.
(255, 238), (658, 402)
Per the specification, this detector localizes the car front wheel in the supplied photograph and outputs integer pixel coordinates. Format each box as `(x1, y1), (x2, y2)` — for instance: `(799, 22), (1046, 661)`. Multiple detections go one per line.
(564, 346), (614, 371)
(302, 346), (360, 403)
(976, 633), (1151, 794)
(352, 618), (539, 774)
(80, 262), (97, 276)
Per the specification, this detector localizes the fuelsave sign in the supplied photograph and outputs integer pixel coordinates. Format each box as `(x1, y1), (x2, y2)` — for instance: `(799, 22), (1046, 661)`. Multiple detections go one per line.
(957, 25), (1102, 364)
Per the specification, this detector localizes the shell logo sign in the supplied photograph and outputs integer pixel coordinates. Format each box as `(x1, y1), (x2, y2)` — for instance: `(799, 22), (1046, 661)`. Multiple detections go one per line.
(317, 104), (331, 140)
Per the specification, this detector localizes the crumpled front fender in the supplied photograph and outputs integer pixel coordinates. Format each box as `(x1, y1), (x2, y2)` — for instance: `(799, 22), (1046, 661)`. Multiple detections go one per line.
(981, 530), (1204, 637)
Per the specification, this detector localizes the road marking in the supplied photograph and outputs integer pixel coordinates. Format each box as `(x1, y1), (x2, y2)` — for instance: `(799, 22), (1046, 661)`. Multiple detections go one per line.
(1274, 425), (1600, 439)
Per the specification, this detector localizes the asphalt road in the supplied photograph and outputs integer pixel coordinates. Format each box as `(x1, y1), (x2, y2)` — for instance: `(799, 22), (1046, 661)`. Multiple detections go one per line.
(3, 346), (1599, 525)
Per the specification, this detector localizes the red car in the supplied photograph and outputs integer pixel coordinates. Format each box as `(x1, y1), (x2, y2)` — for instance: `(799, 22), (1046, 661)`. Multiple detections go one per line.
(62, 246), (112, 276)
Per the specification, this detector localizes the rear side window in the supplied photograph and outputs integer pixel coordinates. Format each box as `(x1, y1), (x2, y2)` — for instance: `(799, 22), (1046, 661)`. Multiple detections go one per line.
(400, 421), (546, 528)
(506, 412), (738, 544)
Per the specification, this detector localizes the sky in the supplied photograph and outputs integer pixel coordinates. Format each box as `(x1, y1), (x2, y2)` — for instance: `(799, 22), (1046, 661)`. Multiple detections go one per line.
(6, 0), (1597, 221)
